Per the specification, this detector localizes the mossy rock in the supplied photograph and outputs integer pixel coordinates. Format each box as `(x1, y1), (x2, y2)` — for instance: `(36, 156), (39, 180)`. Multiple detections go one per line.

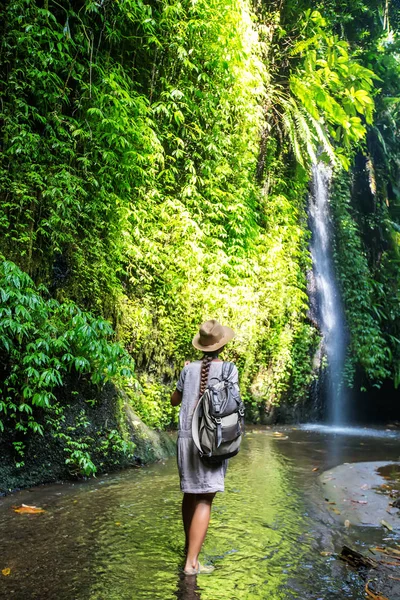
(0, 383), (176, 495)
(123, 404), (176, 463)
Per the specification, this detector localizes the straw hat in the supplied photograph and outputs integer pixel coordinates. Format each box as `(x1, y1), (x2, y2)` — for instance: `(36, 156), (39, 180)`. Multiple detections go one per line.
(192, 319), (235, 352)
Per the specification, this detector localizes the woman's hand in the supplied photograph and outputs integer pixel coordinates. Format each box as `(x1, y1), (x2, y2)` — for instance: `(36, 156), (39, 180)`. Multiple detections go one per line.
(171, 389), (182, 406)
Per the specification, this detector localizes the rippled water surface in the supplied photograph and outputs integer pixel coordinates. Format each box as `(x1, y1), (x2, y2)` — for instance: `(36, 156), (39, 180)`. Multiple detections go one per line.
(1, 428), (400, 600)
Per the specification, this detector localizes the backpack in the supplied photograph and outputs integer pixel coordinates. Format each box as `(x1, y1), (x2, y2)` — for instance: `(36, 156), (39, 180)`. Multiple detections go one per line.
(191, 362), (245, 463)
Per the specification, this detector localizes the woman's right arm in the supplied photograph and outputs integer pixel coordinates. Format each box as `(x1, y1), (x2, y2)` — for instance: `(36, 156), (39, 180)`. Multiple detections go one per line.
(171, 364), (188, 406)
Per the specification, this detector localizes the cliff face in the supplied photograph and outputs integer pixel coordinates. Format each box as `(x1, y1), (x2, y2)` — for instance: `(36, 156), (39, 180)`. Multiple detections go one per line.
(0, 0), (399, 475)
(0, 380), (175, 495)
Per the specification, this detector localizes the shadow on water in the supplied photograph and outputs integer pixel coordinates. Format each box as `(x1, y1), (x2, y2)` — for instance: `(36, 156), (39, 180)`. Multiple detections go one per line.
(0, 427), (399, 600)
(175, 574), (202, 600)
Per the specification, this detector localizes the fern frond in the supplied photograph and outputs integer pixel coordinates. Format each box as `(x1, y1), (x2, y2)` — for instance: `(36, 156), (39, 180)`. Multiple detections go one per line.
(280, 104), (305, 166)
(308, 115), (337, 164)
(293, 108), (317, 164)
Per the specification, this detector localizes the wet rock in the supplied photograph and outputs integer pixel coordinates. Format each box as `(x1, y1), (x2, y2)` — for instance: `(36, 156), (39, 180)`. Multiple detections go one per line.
(320, 461), (400, 529)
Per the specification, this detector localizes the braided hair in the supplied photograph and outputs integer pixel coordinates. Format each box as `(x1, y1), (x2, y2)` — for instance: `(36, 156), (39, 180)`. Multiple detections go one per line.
(199, 350), (220, 397)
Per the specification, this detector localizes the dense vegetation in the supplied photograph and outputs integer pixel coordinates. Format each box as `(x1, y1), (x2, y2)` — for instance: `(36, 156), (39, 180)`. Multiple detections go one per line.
(329, 4), (400, 389)
(0, 0), (399, 475)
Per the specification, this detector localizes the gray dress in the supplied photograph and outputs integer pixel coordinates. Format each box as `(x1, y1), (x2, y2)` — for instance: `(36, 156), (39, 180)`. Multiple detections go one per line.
(176, 360), (239, 494)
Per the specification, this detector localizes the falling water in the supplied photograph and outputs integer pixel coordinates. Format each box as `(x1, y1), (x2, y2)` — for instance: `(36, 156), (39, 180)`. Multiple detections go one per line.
(309, 162), (348, 425)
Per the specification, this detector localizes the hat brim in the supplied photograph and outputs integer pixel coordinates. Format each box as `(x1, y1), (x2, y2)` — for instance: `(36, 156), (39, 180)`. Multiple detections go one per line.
(192, 326), (235, 352)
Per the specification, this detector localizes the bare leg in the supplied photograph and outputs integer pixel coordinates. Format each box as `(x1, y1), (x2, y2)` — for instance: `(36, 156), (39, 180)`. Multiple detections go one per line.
(184, 493), (215, 572)
(182, 493), (196, 549)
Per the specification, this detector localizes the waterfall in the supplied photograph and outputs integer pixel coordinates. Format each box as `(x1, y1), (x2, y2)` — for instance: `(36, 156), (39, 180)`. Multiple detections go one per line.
(308, 162), (348, 425)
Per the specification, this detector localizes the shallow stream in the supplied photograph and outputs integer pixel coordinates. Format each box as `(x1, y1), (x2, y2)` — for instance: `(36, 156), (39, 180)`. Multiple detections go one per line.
(1, 427), (399, 600)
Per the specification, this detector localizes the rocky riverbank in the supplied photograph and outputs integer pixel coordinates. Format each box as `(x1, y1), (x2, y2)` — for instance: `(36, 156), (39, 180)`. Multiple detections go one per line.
(0, 382), (175, 495)
(320, 460), (400, 599)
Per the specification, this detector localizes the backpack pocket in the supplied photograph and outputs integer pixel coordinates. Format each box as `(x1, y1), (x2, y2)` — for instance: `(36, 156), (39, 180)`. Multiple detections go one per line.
(220, 413), (242, 444)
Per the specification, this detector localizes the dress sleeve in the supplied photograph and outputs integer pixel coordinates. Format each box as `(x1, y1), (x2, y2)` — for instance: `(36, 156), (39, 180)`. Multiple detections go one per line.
(228, 363), (239, 384)
(176, 365), (188, 392)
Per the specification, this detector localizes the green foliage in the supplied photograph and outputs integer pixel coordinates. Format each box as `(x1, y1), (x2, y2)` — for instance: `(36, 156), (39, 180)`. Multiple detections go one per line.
(0, 259), (134, 441)
(124, 378), (178, 430)
(263, 8), (376, 170)
(327, 20), (400, 389)
(0, 0), (399, 451)
(331, 173), (391, 385)
(365, 36), (400, 388)
(45, 401), (136, 476)
(0, 0), (163, 312)
(289, 323), (321, 400)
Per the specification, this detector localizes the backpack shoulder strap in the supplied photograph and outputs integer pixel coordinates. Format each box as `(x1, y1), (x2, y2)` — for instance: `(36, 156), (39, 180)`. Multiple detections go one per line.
(222, 361), (234, 382)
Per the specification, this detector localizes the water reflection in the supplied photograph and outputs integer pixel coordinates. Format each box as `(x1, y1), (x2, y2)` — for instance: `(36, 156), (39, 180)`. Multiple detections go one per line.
(0, 428), (399, 599)
(175, 573), (202, 600)
(301, 423), (400, 438)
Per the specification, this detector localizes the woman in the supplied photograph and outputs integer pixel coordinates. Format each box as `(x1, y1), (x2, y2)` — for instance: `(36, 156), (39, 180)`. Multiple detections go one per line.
(170, 319), (239, 575)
